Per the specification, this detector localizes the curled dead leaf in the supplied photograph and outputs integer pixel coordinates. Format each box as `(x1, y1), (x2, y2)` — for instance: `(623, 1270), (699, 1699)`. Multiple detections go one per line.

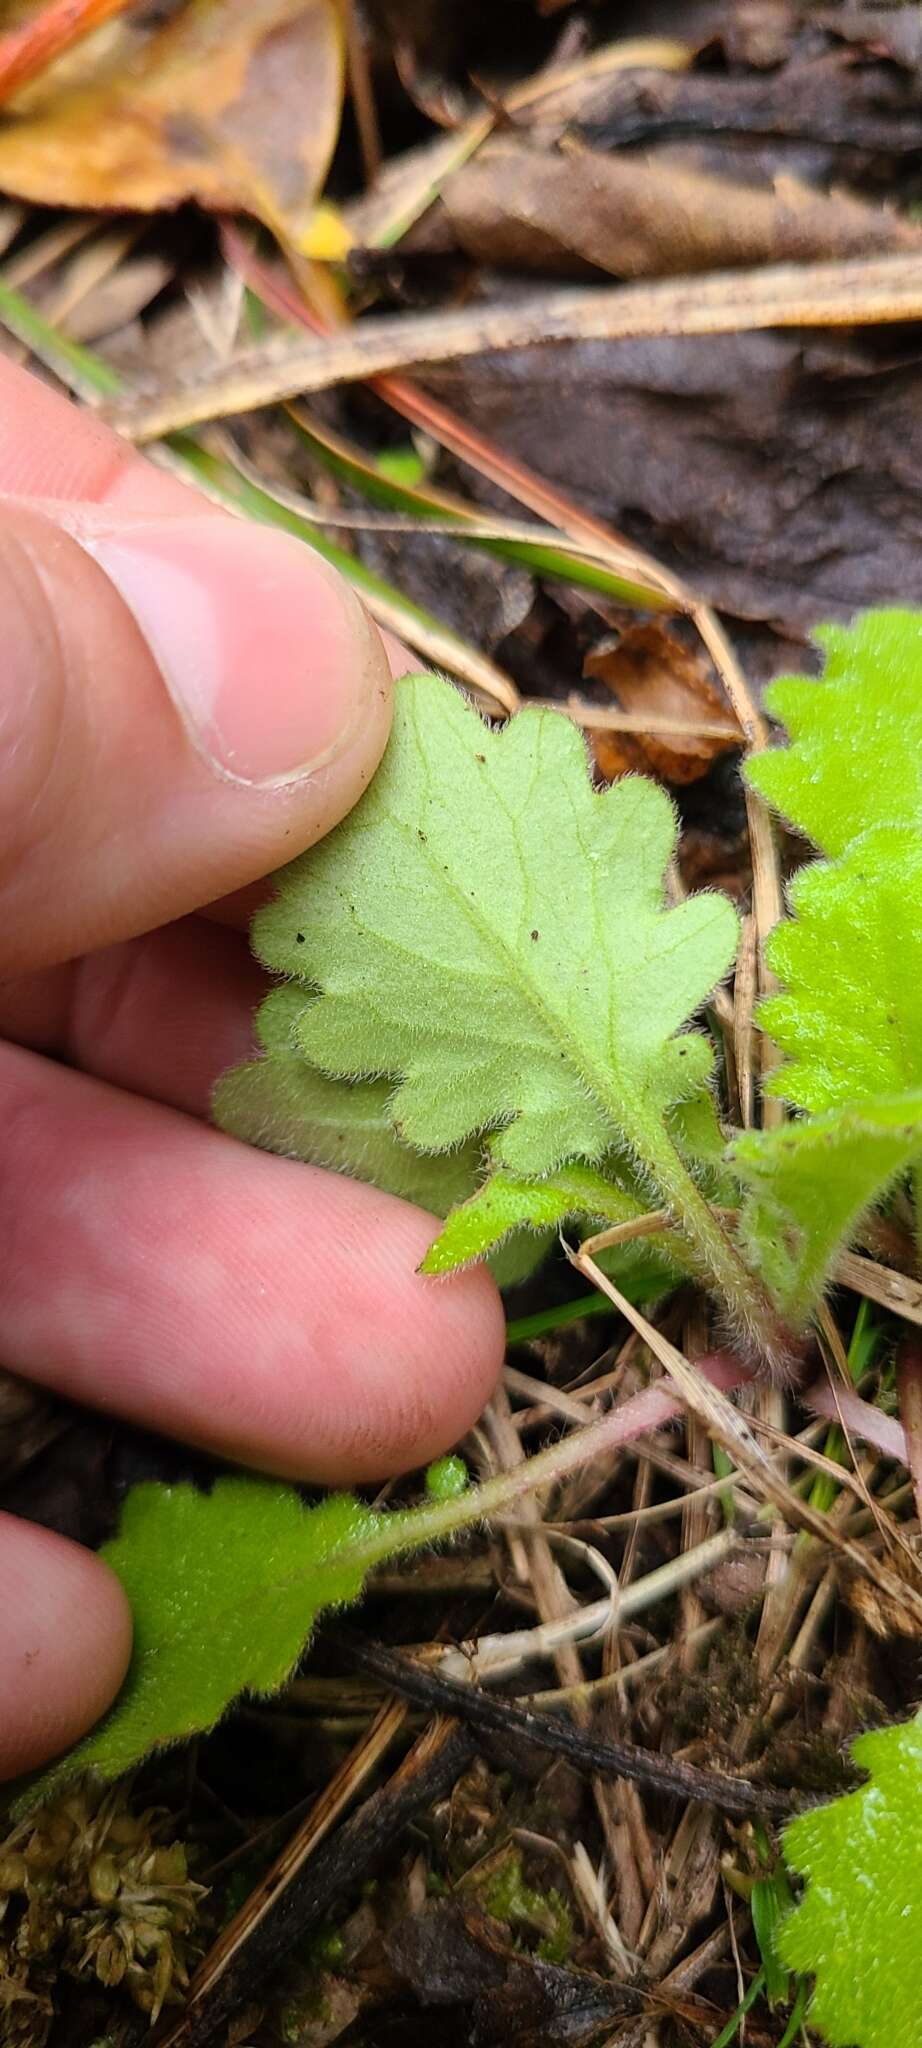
(0, 0), (343, 242)
(439, 141), (922, 280)
(584, 622), (741, 785)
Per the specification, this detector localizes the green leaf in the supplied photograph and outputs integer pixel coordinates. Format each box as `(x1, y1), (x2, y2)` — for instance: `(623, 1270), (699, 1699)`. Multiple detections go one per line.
(760, 827), (922, 1112)
(251, 675), (737, 1179)
(422, 1162), (655, 1272)
(730, 1091), (922, 1325)
(213, 989), (549, 1288)
(751, 1873), (794, 2006)
(21, 1480), (387, 1812)
(749, 610), (922, 860)
(781, 1713), (922, 2048)
(423, 1159), (691, 1309)
(214, 986), (485, 1212)
(746, 610), (922, 859)
(240, 674), (788, 1347)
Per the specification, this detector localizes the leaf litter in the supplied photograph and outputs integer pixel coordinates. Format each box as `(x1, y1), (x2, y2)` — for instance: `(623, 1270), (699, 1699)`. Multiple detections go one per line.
(3, 4), (922, 2045)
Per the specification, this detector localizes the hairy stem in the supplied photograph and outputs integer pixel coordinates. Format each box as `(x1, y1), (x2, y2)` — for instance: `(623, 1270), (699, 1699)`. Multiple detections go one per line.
(622, 1111), (800, 1374)
(349, 1351), (751, 1570)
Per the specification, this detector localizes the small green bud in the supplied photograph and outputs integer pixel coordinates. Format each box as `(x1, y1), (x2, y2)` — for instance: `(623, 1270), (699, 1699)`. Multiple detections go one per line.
(425, 1455), (468, 1501)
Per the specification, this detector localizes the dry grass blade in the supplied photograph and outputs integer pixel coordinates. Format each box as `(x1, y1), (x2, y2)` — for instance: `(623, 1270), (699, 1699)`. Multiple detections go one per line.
(536, 695), (741, 745)
(897, 1339), (922, 1531)
(158, 1719), (477, 2048)
(107, 253), (922, 442)
(837, 1249), (922, 1327)
(162, 1697), (406, 2032)
(433, 1529), (742, 1688)
(571, 1248), (922, 1633)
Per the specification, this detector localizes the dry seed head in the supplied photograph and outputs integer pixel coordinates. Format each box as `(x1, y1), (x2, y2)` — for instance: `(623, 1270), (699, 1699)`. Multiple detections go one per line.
(0, 1780), (205, 2030)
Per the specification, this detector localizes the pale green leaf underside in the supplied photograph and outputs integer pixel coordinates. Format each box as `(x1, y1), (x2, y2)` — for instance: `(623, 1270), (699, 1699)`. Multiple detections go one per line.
(214, 986), (485, 1214)
(21, 1480), (386, 1812)
(747, 610), (922, 859)
(781, 1713), (922, 2048)
(252, 674), (738, 1179)
(731, 1092), (922, 1325)
(213, 988), (548, 1287)
(761, 828), (922, 1113)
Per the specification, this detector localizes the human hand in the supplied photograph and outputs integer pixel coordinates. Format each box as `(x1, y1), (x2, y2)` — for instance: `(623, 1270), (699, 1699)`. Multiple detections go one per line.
(0, 360), (503, 1780)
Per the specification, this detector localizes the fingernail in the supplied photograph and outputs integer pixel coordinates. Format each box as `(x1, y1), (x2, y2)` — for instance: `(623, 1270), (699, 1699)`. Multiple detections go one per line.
(78, 517), (377, 786)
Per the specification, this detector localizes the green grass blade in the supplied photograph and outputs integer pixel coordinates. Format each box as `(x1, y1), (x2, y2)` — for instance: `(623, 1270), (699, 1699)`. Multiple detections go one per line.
(290, 407), (674, 610)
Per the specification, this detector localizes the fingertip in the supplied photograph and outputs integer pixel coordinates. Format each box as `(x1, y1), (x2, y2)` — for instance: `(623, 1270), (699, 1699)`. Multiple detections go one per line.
(0, 500), (395, 972)
(325, 1207), (506, 1482)
(0, 1514), (132, 1780)
(0, 1050), (505, 1490)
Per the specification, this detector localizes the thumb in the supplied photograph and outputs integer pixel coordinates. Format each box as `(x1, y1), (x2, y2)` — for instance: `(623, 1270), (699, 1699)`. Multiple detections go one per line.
(0, 499), (392, 976)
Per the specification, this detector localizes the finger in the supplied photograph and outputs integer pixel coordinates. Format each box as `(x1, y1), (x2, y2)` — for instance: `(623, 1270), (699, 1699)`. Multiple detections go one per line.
(0, 499), (392, 976)
(0, 382), (395, 974)
(0, 1513), (131, 1779)
(0, 353), (223, 511)
(203, 633), (424, 934)
(0, 920), (266, 1120)
(0, 1044), (505, 1483)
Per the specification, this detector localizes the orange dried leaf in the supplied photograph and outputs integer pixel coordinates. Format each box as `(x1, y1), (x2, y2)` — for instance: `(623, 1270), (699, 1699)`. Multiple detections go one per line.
(585, 621), (740, 785)
(0, 0), (343, 240)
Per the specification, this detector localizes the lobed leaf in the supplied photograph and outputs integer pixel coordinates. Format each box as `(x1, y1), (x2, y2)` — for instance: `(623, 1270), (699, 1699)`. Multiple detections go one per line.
(250, 674), (738, 1181)
(781, 1713), (922, 2048)
(760, 827), (922, 1112)
(213, 987), (548, 1287)
(746, 610), (922, 859)
(214, 985), (485, 1212)
(730, 1092), (922, 1326)
(743, 610), (922, 1302)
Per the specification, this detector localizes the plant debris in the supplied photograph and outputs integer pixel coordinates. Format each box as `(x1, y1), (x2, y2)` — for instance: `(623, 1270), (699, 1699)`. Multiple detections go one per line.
(0, 1782), (203, 2040)
(2, 5), (922, 2046)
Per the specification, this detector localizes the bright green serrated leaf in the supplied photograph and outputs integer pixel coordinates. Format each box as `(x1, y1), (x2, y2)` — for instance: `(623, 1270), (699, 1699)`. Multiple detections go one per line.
(761, 827), (922, 1112)
(781, 1713), (922, 2048)
(251, 675), (738, 1181)
(20, 1480), (388, 1813)
(746, 610), (922, 858)
(422, 1162), (653, 1272)
(730, 1091), (922, 1324)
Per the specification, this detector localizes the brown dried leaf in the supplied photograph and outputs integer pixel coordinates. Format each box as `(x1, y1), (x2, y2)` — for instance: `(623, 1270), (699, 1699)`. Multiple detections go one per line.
(584, 622), (740, 784)
(420, 324), (922, 639)
(386, 1900), (637, 2048)
(440, 140), (922, 279)
(846, 1557), (922, 1642)
(532, 24), (922, 169)
(0, 0), (343, 240)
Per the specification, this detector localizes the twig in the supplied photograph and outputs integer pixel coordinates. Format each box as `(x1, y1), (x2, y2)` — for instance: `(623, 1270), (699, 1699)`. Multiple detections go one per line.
(570, 1252), (922, 1633)
(107, 252), (922, 442)
(155, 1720), (476, 2048)
(897, 1336), (922, 1530)
(326, 1629), (795, 1818)
(168, 1698), (406, 2023)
